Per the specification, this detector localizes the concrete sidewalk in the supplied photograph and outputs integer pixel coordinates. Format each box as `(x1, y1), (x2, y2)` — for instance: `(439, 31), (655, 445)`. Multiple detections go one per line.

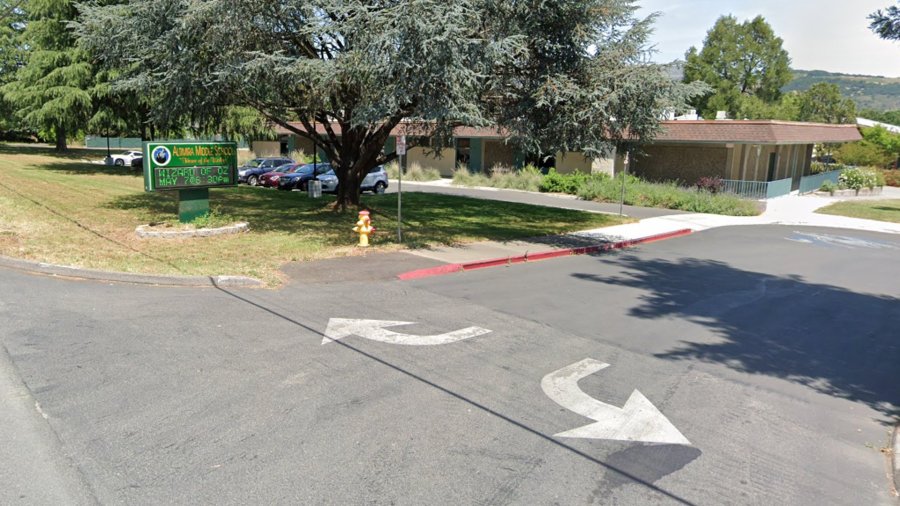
(400, 186), (900, 270)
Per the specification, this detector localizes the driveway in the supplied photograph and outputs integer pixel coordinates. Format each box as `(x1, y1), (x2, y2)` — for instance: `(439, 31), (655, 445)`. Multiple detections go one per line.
(0, 225), (896, 504)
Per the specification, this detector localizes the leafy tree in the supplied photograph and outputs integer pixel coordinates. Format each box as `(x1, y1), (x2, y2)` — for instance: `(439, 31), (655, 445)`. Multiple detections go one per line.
(795, 83), (856, 124)
(684, 15), (791, 119)
(870, 2), (900, 40)
(2, 0), (92, 150)
(78, 0), (705, 209)
(735, 92), (799, 121)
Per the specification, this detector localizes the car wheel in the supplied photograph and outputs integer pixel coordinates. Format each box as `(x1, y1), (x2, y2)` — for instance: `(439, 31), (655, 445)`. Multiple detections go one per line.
(248, 175), (258, 186)
(374, 181), (387, 194)
(114, 159), (124, 166)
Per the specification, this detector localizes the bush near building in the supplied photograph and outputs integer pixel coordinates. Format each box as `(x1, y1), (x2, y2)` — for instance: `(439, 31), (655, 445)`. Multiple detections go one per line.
(881, 169), (900, 187)
(453, 168), (759, 216)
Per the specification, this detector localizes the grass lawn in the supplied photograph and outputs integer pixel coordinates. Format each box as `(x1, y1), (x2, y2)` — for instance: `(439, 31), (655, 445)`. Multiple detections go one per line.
(0, 144), (629, 286)
(815, 199), (900, 224)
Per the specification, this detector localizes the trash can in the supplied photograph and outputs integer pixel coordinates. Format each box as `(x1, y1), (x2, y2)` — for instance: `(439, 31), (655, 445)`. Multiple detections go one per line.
(307, 179), (322, 198)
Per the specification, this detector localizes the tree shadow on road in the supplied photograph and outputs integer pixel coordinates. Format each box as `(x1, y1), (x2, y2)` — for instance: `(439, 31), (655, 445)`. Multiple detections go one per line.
(572, 255), (900, 425)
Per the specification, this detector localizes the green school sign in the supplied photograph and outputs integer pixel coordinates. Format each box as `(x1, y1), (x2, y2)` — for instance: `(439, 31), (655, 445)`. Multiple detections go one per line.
(143, 141), (238, 222)
(143, 141), (238, 191)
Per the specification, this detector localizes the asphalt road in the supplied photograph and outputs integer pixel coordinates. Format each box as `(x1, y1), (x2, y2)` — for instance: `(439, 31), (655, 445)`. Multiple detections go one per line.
(0, 225), (897, 505)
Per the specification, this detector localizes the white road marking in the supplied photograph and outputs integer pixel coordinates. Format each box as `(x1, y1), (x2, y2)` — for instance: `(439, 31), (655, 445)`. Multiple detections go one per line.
(541, 358), (691, 445)
(787, 231), (897, 250)
(322, 318), (491, 346)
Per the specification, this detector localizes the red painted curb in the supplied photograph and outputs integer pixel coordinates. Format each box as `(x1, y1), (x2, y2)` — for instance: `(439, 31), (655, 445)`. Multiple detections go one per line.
(397, 228), (693, 281)
(522, 249), (574, 262)
(397, 263), (463, 280)
(463, 257), (515, 270)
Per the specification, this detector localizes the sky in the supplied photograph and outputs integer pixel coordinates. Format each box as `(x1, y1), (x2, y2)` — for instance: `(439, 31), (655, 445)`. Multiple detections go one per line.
(635, 0), (900, 77)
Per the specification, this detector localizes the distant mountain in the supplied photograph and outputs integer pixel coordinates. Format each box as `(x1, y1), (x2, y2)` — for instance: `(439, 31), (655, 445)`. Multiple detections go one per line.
(784, 69), (900, 112)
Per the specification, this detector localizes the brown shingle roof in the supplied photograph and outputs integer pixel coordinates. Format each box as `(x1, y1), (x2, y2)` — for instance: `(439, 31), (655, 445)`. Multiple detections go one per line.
(655, 120), (862, 144)
(274, 120), (861, 144)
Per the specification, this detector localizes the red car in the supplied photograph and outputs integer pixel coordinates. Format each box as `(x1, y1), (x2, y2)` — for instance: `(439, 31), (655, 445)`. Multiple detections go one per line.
(258, 163), (301, 188)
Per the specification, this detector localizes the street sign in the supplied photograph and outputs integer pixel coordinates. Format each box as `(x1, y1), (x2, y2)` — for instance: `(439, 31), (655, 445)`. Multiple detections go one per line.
(322, 318), (491, 345)
(143, 141), (238, 192)
(541, 358), (690, 445)
(396, 135), (406, 156)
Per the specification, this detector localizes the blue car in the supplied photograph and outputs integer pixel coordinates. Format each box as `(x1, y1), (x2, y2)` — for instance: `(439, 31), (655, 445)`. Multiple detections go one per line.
(277, 163), (332, 191)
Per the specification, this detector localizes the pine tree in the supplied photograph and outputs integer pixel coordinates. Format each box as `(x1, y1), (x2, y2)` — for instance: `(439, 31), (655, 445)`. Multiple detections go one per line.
(0, 0), (26, 134)
(870, 3), (900, 40)
(2, 0), (91, 150)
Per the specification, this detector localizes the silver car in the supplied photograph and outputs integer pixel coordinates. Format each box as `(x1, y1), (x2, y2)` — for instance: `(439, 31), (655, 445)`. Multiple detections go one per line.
(317, 165), (388, 194)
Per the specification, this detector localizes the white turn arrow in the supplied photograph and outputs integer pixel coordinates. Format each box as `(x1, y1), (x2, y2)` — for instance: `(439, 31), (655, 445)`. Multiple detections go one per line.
(541, 358), (690, 445)
(322, 319), (491, 346)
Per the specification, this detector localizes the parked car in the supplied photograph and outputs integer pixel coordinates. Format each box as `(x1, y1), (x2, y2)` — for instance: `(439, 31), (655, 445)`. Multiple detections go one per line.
(277, 163), (332, 191)
(109, 150), (143, 166)
(237, 157), (294, 186)
(316, 165), (388, 194)
(130, 156), (143, 170)
(258, 163), (301, 188)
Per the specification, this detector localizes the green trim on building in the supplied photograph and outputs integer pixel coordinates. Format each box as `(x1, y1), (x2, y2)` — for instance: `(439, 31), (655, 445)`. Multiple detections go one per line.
(469, 138), (484, 173)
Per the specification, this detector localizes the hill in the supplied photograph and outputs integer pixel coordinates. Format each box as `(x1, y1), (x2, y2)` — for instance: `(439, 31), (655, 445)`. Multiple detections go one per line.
(784, 70), (900, 111)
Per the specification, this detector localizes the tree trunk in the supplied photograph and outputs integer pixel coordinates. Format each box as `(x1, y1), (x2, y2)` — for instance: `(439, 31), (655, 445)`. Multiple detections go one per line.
(54, 125), (67, 152)
(333, 169), (362, 210)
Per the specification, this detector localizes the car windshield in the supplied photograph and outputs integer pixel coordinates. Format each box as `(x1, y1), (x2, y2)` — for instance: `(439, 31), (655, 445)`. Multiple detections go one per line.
(272, 164), (294, 173)
(243, 159), (264, 168)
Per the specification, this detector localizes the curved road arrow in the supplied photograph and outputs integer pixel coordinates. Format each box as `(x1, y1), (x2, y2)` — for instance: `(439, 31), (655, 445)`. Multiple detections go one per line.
(322, 319), (491, 346)
(541, 358), (690, 445)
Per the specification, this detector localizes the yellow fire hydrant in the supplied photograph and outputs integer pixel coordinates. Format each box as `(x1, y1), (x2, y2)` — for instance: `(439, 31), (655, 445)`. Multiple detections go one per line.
(353, 210), (373, 247)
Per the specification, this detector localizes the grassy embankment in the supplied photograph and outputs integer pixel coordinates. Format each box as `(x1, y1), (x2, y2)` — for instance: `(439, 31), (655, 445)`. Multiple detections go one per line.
(0, 144), (629, 286)
(815, 199), (900, 224)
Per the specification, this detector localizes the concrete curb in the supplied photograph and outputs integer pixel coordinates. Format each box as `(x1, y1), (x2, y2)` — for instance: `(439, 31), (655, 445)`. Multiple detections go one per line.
(0, 255), (263, 288)
(397, 228), (692, 280)
(892, 424), (899, 497)
(135, 222), (249, 239)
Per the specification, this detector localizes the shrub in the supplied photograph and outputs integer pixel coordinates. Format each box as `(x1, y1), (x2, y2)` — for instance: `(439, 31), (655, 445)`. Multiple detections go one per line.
(835, 140), (893, 167)
(289, 149), (312, 164)
(810, 162), (829, 174)
(384, 161), (400, 179)
(490, 164), (544, 191)
(819, 180), (837, 195)
(540, 169), (605, 194)
(452, 164), (542, 192)
(695, 176), (723, 193)
(452, 167), (492, 187)
(576, 174), (759, 216)
(838, 167), (879, 190)
(881, 169), (900, 187)
(386, 161), (441, 181)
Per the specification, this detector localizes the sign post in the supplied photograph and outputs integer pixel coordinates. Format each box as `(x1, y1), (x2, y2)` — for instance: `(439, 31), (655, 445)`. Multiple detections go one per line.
(143, 141), (238, 223)
(396, 135), (406, 242)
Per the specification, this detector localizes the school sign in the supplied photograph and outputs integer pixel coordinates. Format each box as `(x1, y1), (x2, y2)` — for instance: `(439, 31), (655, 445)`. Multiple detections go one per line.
(143, 141), (238, 222)
(143, 141), (238, 191)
